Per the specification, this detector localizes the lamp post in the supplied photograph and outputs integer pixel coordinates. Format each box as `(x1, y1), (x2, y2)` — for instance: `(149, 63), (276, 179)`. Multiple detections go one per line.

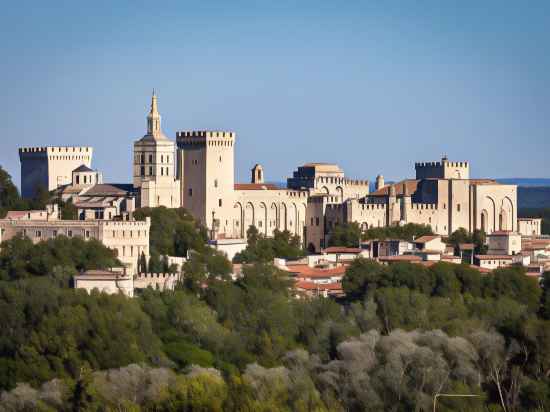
(433, 393), (482, 412)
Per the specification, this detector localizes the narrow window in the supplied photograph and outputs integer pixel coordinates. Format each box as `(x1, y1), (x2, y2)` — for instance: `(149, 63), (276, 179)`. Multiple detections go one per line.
(140, 166), (145, 176)
(149, 166), (153, 175)
(219, 199), (222, 207)
(188, 188), (193, 196)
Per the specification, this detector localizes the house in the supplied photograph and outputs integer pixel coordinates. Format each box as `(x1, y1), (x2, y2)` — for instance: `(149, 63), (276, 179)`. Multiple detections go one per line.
(487, 231), (522, 256)
(413, 235), (446, 254)
(475, 255), (514, 270)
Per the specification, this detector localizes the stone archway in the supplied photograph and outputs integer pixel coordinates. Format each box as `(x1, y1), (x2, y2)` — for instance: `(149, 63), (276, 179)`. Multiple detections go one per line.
(233, 202), (244, 238)
(245, 202), (255, 233)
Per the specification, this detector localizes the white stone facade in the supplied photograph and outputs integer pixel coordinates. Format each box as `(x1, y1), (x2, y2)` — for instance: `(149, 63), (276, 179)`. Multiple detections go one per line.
(0, 216), (150, 274)
(19, 146), (93, 198)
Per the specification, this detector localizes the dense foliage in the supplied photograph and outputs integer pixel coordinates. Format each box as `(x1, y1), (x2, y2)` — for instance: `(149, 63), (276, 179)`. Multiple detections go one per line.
(519, 208), (550, 235)
(447, 228), (488, 254)
(134, 207), (208, 271)
(2, 206), (550, 410)
(362, 222), (434, 241)
(0, 235), (119, 282)
(233, 226), (304, 263)
(328, 222), (362, 248)
(0, 166), (52, 217)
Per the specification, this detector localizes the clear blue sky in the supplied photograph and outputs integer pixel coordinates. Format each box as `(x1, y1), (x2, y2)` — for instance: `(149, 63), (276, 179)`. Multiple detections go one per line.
(1, 1), (548, 188)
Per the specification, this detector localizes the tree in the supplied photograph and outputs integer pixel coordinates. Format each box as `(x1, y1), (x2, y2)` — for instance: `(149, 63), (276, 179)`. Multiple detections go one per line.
(134, 207), (208, 257)
(0, 166), (26, 217)
(233, 227), (304, 263)
(328, 222), (361, 248)
(342, 258), (389, 300)
(362, 223), (434, 242)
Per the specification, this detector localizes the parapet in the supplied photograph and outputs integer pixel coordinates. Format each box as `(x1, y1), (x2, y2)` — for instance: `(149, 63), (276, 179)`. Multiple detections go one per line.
(415, 158), (470, 180)
(176, 130), (235, 139)
(19, 146), (93, 154)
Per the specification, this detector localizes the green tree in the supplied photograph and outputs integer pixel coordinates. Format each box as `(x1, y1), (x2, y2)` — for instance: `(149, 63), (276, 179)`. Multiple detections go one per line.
(328, 222), (362, 248)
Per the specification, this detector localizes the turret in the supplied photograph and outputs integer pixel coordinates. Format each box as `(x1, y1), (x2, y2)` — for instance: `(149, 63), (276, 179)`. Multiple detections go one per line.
(376, 175), (385, 191)
(251, 164), (264, 184)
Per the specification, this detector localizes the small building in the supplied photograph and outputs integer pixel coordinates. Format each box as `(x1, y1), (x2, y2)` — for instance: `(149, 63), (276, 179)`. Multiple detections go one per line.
(208, 238), (247, 261)
(518, 218), (542, 237)
(378, 255), (423, 265)
(487, 231), (522, 256)
(371, 239), (414, 258)
(475, 255), (514, 270)
(294, 280), (344, 298)
(413, 235), (446, 254)
(74, 269), (134, 297)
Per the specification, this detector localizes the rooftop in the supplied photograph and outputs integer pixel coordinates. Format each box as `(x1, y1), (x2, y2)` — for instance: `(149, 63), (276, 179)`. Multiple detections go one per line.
(414, 235), (441, 244)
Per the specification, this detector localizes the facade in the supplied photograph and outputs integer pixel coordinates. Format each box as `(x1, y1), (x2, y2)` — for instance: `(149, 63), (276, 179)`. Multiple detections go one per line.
(487, 231), (522, 255)
(17, 94), (524, 256)
(518, 218), (542, 237)
(0, 213), (150, 274)
(19, 146), (93, 198)
(133, 92), (181, 208)
(74, 269), (134, 297)
(314, 157), (517, 251)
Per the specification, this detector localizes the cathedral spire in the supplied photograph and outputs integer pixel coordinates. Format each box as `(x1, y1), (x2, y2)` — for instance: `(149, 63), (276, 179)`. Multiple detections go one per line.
(147, 90), (162, 138)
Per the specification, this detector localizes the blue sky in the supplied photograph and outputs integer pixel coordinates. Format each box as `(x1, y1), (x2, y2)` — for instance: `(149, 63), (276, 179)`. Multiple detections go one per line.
(1, 1), (548, 188)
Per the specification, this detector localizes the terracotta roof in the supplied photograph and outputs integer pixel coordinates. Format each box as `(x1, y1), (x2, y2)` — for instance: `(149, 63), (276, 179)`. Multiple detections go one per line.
(234, 183), (280, 190)
(489, 231), (517, 236)
(82, 184), (135, 196)
(5, 210), (46, 219)
(295, 280), (343, 291)
(5, 211), (29, 219)
(414, 235), (440, 244)
(469, 179), (498, 185)
(285, 264), (347, 277)
(370, 179), (418, 196)
(475, 255), (514, 260)
(379, 255), (422, 262)
(322, 247), (362, 254)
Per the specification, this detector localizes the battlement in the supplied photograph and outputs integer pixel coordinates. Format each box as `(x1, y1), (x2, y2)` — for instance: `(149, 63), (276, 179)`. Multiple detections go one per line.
(415, 161), (469, 168)
(176, 130), (235, 139)
(360, 203), (387, 211)
(415, 157), (470, 180)
(344, 178), (370, 186)
(410, 203), (438, 210)
(135, 272), (180, 280)
(19, 146), (92, 154)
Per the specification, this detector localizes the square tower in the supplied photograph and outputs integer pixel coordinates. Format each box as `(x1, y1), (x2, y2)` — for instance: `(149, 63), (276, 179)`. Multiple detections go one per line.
(132, 92), (180, 208)
(19, 146), (93, 198)
(415, 157), (470, 180)
(176, 131), (235, 235)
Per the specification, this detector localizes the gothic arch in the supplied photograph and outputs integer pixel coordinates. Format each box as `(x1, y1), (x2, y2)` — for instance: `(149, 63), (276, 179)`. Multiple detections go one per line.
(269, 203), (278, 235)
(501, 196), (515, 231)
(480, 209), (488, 233)
(336, 186), (344, 203)
(484, 196), (496, 233)
(233, 202), (244, 238)
(244, 202), (255, 233)
(291, 203), (298, 235)
(321, 186), (330, 195)
(258, 202), (268, 235)
(281, 203), (288, 231)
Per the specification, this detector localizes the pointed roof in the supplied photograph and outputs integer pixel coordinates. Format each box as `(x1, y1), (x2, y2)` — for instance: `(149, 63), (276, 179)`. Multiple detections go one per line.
(73, 164), (94, 173)
(138, 91), (169, 143)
